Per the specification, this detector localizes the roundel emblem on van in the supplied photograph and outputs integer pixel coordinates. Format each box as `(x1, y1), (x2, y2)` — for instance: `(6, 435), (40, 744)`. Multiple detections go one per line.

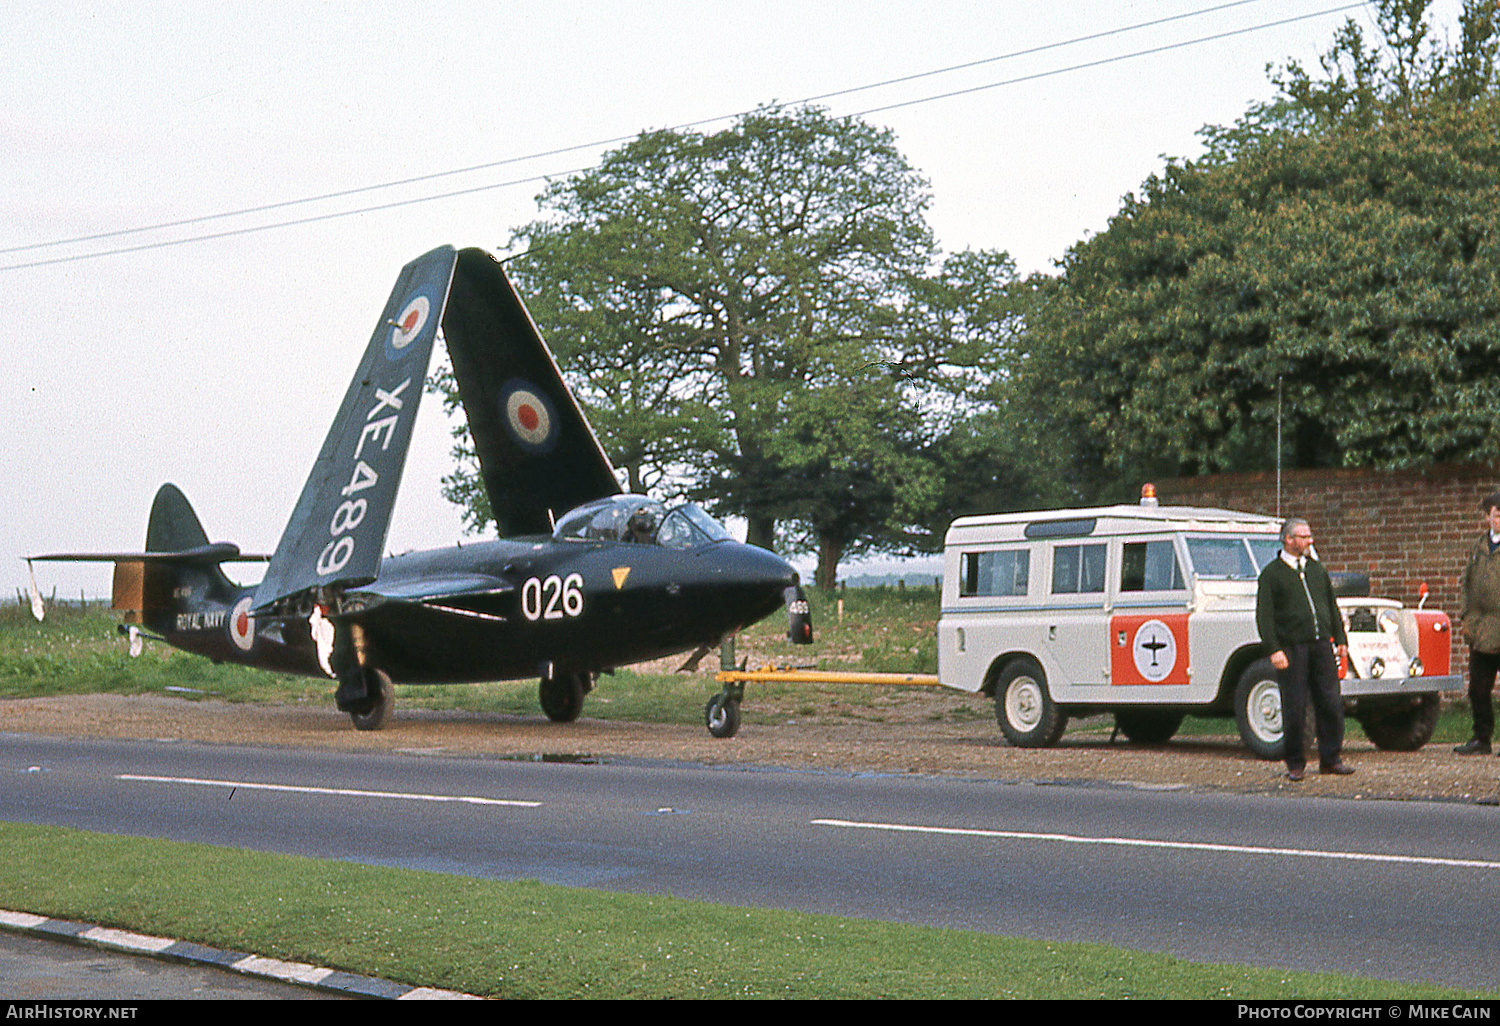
(388, 295), (431, 357)
(229, 596), (256, 652)
(1132, 619), (1177, 682)
(500, 380), (558, 453)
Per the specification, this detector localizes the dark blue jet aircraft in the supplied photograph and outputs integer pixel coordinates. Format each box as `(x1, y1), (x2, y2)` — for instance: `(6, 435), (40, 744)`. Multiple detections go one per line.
(31, 247), (808, 737)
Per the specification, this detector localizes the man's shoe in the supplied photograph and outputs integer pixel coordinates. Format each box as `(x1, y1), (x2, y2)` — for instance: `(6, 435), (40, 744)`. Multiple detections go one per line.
(1320, 762), (1355, 776)
(1454, 738), (1492, 755)
(1286, 767), (1305, 782)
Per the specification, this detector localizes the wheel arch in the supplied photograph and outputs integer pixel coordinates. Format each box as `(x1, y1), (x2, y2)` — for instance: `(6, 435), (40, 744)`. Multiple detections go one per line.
(980, 650), (1047, 698)
(1215, 644), (1269, 710)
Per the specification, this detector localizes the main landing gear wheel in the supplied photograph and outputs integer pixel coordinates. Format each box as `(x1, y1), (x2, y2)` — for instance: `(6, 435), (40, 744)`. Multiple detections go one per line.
(1234, 659), (1285, 760)
(539, 670), (588, 723)
(995, 657), (1066, 748)
(704, 692), (741, 738)
(347, 667), (395, 732)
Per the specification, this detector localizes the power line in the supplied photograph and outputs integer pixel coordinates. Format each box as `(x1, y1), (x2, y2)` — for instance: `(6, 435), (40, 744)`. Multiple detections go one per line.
(1, 0), (1275, 261)
(2, 1), (1362, 272)
(847, 1), (1364, 119)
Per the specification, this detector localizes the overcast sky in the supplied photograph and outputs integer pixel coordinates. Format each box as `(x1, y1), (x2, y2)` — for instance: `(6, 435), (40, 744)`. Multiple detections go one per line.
(4, 0), (1465, 598)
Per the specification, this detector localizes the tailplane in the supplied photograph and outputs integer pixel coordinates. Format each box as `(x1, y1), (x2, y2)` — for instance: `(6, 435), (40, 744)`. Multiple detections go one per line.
(27, 483), (263, 637)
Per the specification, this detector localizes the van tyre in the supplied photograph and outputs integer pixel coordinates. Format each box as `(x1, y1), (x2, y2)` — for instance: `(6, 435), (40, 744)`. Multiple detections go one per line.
(1356, 693), (1440, 751)
(1114, 709), (1184, 745)
(995, 658), (1067, 747)
(1234, 660), (1285, 760)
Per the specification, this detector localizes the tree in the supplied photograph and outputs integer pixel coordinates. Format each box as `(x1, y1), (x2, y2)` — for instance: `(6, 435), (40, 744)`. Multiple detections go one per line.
(436, 106), (1022, 586)
(1017, 0), (1500, 495)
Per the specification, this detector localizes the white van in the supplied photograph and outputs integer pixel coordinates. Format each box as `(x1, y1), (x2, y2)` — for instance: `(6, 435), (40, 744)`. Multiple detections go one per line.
(936, 496), (1461, 758)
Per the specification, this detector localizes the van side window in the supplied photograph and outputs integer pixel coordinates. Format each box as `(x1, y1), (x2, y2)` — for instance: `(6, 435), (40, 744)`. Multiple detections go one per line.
(1052, 543), (1106, 594)
(961, 550), (1029, 597)
(1121, 540), (1185, 592)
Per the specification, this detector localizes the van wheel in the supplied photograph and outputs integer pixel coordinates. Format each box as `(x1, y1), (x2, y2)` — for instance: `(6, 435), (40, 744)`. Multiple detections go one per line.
(1114, 710), (1184, 745)
(995, 658), (1066, 747)
(1356, 693), (1440, 751)
(1234, 660), (1285, 760)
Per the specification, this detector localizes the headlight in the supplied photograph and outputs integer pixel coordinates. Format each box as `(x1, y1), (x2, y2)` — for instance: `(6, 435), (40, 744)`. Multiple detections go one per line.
(1368, 656), (1385, 679)
(1409, 657), (1424, 678)
(1378, 610), (1400, 634)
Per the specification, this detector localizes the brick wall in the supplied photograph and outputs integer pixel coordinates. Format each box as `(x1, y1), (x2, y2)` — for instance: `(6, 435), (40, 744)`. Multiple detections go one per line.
(1156, 462), (1500, 679)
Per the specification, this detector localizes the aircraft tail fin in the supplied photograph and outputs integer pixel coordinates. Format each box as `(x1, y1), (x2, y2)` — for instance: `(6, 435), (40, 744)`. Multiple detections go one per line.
(440, 249), (620, 537)
(127, 484), (236, 623)
(146, 482), (212, 553)
(252, 246), (459, 614)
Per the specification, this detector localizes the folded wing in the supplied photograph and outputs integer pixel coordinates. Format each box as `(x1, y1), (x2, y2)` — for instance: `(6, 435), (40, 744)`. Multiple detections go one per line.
(440, 249), (620, 537)
(253, 246), (459, 612)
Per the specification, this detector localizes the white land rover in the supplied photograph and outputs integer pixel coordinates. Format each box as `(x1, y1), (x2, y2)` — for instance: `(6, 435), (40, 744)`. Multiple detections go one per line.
(936, 495), (1460, 758)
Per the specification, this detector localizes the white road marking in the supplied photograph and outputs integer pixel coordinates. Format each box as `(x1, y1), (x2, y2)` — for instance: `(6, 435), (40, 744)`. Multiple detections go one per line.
(812, 818), (1500, 871)
(116, 774), (541, 807)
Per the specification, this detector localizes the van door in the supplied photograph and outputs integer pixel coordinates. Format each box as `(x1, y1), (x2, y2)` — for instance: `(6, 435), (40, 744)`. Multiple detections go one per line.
(1109, 537), (1191, 687)
(1044, 540), (1110, 687)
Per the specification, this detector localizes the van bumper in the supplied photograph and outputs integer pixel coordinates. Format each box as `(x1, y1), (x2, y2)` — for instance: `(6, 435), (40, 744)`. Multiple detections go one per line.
(1339, 673), (1463, 697)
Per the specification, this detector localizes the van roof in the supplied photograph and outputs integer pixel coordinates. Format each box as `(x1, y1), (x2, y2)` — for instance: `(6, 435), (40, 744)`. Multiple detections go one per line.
(946, 504), (1281, 543)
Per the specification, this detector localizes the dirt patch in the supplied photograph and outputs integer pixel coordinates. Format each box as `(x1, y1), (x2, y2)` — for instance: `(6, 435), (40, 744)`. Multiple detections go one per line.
(3, 689), (1497, 805)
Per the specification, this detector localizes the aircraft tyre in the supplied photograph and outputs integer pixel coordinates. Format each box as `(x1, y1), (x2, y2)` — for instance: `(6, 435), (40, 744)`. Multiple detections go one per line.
(1356, 692), (1440, 751)
(995, 657), (1066, 748)
(539, 670), (587, 722)
(1113, 709), (1184, 745)
(1234, 660), (1285, 760)
(348, 667), (395, 732)
(705, 692), (741, 739)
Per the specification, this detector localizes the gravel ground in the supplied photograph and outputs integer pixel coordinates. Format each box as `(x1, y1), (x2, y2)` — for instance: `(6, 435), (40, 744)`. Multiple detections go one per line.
(3, 686), (1497, 805)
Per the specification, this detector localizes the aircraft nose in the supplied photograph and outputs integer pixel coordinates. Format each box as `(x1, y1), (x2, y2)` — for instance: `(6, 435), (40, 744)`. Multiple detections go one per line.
(737, 543), (799, 591)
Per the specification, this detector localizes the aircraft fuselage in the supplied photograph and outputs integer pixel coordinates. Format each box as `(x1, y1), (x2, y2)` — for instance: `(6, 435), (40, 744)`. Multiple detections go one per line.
(149, 535), (796, 685)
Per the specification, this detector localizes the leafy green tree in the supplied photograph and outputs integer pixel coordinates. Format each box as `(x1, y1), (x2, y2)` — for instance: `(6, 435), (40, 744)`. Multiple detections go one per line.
(435, 106), (1023, 586)
(1018, 0), (1500, 494)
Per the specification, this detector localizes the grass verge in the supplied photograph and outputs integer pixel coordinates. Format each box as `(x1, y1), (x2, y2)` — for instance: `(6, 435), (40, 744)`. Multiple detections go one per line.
(0, 822), (1489, 1000)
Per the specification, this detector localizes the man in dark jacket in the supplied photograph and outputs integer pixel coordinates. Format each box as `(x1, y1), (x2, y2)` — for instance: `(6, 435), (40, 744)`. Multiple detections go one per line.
(1455, 491), (1500, 755)
(1256, 518), (1352, 780)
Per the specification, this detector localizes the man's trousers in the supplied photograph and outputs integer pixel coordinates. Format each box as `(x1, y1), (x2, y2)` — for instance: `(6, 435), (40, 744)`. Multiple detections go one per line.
(1277, 640), (1344, 770)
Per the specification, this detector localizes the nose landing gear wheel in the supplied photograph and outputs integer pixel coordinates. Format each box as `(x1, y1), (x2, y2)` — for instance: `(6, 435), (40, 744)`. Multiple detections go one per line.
(705, 692), (741, 738)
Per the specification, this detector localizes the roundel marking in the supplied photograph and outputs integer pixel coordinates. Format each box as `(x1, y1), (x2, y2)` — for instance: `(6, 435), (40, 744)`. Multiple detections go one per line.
(229, 595), (256, 653)
(1131, 619), (1176, 682)
(501, 379), (559, 453)
(387, 294), (431, 359)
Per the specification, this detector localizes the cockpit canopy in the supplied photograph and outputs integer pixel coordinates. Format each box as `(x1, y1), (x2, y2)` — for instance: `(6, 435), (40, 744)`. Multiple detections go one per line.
(552, 495), (733, 549)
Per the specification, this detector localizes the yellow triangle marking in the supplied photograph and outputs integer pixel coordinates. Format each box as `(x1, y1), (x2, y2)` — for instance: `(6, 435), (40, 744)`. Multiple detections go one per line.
(612, 567), (631, 589)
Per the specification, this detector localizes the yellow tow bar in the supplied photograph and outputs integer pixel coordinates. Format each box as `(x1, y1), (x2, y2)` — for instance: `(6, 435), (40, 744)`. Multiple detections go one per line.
(703, 665), (942, 740)
(714, 669), (939, 687)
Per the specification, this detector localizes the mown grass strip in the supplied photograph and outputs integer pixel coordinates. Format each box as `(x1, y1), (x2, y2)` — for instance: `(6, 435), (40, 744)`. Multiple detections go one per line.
(0, 822), (1487, 1000)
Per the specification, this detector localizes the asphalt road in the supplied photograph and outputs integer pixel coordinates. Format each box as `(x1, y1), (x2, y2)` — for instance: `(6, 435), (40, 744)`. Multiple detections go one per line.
(3, 731), (1497, 991)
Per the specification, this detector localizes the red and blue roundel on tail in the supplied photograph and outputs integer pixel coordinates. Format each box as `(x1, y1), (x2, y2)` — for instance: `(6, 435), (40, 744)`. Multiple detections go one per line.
(500, 379), (559, 454)
(385, 294), (433, 361)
